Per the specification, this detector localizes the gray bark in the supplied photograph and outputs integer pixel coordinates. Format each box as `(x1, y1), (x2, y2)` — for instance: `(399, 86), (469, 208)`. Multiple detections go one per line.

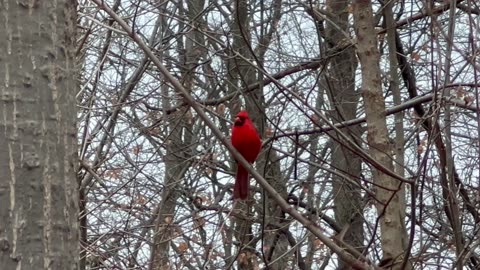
(0, 1), (79, 269)
(323, 0), (364, 268)
(149, 1), (205, 269)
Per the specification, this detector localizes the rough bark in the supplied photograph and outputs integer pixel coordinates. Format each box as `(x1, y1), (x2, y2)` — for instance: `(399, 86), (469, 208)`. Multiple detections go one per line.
(352, 1), (410, 269)
(227, 0), (288, 269)
(0, 1), (79, 269)
(227, 1), (258, 269)
(149, 1), (205, 269)
(323, 1), (364, 268)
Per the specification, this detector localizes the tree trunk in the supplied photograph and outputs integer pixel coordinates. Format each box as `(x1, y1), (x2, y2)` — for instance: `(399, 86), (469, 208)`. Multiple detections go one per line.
(0, 1), (79, 269)
(352, 1), (410, 269)
(227, 0), (288, 269)
(149, 1), (205, 269)
(227, 1), (257, 269)
(323, 1), (364, 268)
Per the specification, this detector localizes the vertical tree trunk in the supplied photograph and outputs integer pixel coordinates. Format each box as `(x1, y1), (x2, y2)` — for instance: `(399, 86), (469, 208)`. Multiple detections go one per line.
(383, 2), (409, 267)
(0, 1), (79, 269)
(352, 1), (410, 269)
(149, 1), (205, 269)
(228, 0), (288, 269)
(227, 1), (257, 269)
(323, 1), (364, 268)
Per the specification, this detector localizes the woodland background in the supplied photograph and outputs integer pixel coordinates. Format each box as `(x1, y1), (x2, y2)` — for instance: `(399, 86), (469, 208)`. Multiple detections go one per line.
(0, 0), (479, 269)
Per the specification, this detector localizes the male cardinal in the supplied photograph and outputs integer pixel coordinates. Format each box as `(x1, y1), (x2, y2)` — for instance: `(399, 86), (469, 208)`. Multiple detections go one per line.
(231, 110), (261, 200)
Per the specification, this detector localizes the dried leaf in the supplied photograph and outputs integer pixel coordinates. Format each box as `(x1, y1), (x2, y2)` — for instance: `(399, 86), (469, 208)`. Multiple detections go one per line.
(136, 195), (147, 206)
(132, 145), (142, 155)
(411, 52), (420, 61)
(456, 86), (465, 98)
(216, 103), (225, 115)
(178, 242), (188, 253)
(313, 239), (323, 250)
(164, 216), (173, 224)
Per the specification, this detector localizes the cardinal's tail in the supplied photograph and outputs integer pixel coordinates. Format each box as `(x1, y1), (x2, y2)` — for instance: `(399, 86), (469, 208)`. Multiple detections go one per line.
(233, 164), (249, 200)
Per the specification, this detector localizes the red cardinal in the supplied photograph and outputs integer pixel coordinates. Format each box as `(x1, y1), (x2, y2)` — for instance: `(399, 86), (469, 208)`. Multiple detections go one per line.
(231, 110), (261, 200)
